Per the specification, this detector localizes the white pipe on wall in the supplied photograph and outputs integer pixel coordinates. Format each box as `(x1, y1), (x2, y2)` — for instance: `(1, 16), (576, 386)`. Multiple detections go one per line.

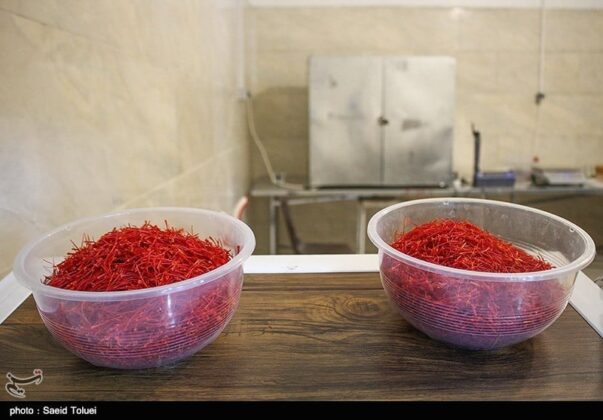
(236, 0), (247, 99)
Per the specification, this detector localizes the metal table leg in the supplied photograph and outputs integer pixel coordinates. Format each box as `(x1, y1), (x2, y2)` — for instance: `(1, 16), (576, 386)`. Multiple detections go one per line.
(357, 199), (367, 254)
(269, 197), (279, 255)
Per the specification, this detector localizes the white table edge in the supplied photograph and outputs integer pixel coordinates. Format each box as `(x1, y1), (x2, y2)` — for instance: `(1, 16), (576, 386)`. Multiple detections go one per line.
(2, 254), (602, 338)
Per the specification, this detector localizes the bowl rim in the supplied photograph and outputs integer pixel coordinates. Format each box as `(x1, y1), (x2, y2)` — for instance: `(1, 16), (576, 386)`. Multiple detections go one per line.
(367, 197), (596, 281)
(13, 207), (256, 301)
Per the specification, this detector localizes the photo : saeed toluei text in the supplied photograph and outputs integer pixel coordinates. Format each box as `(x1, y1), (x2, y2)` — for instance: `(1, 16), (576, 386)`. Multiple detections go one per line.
(9, 405), (97, 416)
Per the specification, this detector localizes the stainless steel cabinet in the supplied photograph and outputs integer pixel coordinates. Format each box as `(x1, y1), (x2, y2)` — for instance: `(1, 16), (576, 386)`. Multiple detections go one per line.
(309, 56), (455, 187)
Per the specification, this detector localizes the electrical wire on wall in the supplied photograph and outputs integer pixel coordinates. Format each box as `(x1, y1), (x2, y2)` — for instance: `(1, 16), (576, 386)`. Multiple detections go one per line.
(244, 92), (306, 191)
(532, 0), (547, 162)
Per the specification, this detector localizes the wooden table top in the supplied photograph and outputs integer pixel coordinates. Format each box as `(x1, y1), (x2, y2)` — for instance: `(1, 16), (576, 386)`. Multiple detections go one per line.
(1, 273), (601, 401)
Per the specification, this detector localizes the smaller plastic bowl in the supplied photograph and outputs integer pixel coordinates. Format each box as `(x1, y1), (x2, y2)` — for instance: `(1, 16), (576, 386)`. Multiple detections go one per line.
(368, 198), (595, 350)
(13, 208), (255, 369)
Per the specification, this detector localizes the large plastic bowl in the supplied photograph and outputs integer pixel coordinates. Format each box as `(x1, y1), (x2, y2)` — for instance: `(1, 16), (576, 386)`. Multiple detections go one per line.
(368, 198), (595, 350)
(13, 208), (255, 369)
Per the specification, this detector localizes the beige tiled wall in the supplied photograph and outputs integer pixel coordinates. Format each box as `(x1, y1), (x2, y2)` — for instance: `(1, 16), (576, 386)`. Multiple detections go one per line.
(248, 7), (603, 180)
(0, 0), (248, 274)
(247, 6), (603, 253)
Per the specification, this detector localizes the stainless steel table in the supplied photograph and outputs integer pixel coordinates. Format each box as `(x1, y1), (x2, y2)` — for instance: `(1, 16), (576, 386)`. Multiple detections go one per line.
(249, 178), (603, 254)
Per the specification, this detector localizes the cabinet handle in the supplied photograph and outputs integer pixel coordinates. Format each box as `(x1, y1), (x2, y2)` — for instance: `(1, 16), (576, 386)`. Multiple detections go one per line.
(378, 116), (389, 126)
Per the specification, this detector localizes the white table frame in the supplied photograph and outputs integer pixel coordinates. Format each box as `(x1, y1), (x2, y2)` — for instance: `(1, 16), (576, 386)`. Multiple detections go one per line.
(2, 254), (602, 338)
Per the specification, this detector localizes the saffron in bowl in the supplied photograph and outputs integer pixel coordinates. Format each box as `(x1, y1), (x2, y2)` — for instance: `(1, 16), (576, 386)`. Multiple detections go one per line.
(14, 208), (255, 369)
(368, 198), (595, 350)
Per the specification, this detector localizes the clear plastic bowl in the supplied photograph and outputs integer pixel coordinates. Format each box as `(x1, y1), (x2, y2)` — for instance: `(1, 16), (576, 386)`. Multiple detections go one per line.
(367, 198), (595, 350)
(13, 208), (255, 369)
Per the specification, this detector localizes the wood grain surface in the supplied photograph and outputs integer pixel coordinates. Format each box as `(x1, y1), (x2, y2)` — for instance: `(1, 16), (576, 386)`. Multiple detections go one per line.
(0, 273), (601, 401)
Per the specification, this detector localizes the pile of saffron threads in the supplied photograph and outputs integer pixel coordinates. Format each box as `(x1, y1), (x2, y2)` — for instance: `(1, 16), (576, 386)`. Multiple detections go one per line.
(390, 219), (552, 273)
(382, 219), (568, 350)
(40, 222), (241, 369)
(46, 221), (232, 291)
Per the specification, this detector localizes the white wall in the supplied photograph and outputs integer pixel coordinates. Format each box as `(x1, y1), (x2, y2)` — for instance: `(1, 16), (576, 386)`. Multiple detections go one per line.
(0, 0), (249, 274)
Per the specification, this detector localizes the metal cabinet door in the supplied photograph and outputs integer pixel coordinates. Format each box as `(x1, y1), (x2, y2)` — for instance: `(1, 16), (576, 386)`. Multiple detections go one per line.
(309, 56), (383, 187)
(382, 57), (455, 186)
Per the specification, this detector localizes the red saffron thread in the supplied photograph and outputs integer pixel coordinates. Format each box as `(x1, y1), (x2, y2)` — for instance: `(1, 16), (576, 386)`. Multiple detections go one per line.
(46, 221), (232, 291)
(40, 222), (240, 369)
(390, 219), (552, 273)
(383, 219), (568, 350)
